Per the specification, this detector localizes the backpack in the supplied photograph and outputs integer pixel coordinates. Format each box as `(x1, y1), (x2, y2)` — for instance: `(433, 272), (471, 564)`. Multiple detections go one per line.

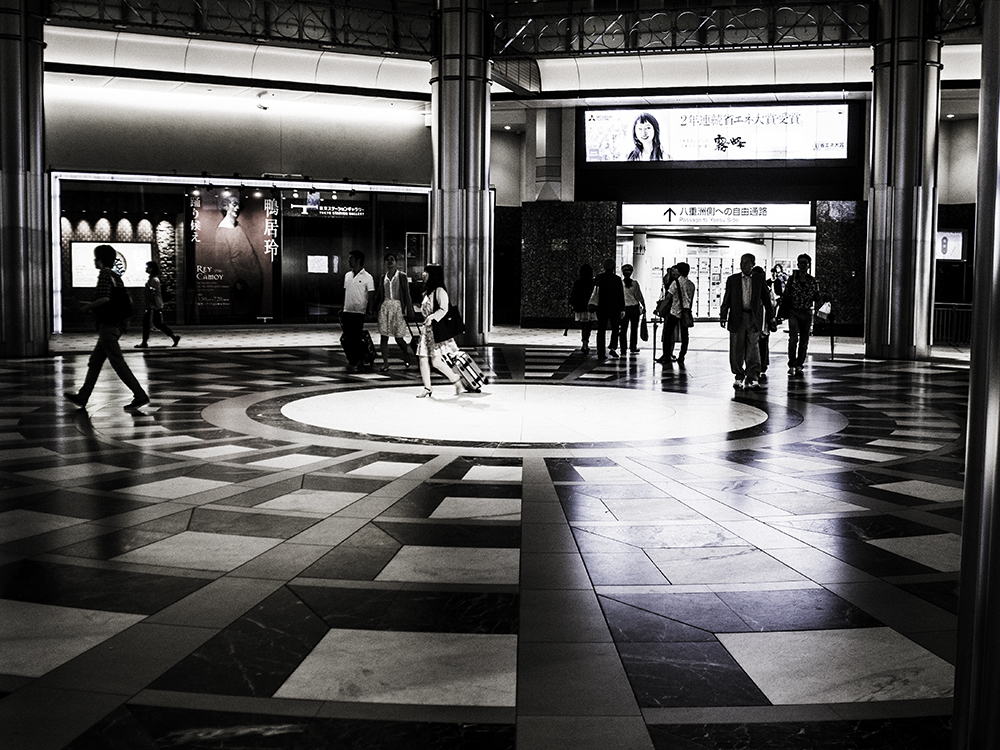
(96, 277), (133, 324)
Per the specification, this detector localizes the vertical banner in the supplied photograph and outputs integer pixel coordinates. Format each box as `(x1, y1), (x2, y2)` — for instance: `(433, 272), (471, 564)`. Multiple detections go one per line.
(187, 188), (278, 322)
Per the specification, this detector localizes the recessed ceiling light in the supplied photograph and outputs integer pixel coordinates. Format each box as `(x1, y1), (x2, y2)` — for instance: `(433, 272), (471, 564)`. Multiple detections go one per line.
(504, 125), (511, 130)
(946, 113), (955, 119)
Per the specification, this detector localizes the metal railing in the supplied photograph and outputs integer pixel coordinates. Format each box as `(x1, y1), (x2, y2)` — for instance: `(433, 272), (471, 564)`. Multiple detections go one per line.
(934, 303), (973, 345)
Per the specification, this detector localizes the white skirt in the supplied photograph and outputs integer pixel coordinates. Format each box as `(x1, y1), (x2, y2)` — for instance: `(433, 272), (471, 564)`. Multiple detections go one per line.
(378, 299), (409, 338)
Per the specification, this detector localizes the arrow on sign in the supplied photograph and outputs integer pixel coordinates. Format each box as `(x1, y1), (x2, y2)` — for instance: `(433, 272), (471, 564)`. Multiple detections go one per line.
(663, 208), (676, 221)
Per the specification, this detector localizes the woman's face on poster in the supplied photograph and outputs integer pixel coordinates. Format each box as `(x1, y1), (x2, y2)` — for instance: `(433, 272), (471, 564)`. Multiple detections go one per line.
(635, 119), (655, 144)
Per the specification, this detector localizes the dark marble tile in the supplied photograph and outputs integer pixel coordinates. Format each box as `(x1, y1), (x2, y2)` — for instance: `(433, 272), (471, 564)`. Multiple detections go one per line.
(605, 592), (751, 633)
(0, 488), (152, 519)
(375, 520), (520, 549)
(189, 508), (319, 539)
(898, 579), (960, 616)
(291, 584), (519, 634)
(715, 589), (882, 632)
(149, 586), (329, 697)
(648, 716), (953, 750)
(0, 559), (208, 615)
(618, 641), (771, 708)
(55, 528), (178, 560)
(771, 514), (944, 542)
(216, 478), (306, 508)
(186, 463), (270, 483)
(599, 596), (716, 643)
(299, 545), (400, 581)
(66, 704), (516, 750)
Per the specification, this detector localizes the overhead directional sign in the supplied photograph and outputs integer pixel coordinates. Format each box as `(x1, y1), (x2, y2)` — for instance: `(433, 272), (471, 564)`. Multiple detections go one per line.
(622, 203), (813, 227)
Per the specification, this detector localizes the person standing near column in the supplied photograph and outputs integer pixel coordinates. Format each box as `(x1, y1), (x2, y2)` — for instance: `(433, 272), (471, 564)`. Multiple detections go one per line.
(782, 253), (821, 376)
(719, 253), (774, 390)
(341, 250), (375, 372)
(64, 244), (150, 411)
(619, 263), (646, 354)
(592, 258), (625, 359)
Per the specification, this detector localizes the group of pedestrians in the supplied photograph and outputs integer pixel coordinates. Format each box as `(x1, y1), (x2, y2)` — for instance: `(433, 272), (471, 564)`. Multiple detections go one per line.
(570, 258), (650, 360)
(720, 252), (822, 389)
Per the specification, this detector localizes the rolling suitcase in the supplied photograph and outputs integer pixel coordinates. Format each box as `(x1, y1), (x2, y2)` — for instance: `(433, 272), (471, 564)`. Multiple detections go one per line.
(340, 330), (377, 368)
(444, 350), (487, 392)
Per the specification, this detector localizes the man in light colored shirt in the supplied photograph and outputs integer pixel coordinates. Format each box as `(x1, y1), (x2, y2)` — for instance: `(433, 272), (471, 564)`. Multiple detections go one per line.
(342, 250), (375, 371)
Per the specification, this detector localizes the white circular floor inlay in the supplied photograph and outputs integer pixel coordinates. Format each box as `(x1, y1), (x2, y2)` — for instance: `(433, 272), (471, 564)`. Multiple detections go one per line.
(280, 384), (767, 444)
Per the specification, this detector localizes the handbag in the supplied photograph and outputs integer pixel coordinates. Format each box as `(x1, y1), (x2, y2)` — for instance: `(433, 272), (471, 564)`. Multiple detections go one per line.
(654, 295), (671, 319)
(681, 309), (694, 328)
(587, 285), (599, 312)
(640, 316), (649, 342)
(430, 289), (465, 341)
(816, 301), (832, 320)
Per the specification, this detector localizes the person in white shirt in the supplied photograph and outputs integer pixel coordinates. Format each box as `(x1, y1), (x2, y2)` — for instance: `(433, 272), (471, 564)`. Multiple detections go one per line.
(342, 250), (375, 371)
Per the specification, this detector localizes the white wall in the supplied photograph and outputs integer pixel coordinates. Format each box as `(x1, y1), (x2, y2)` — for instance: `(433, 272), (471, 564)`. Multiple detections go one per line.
(939, 118), (980, 205)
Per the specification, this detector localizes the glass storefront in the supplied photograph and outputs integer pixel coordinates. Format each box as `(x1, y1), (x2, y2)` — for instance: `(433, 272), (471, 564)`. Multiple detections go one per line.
(54, 174), (429, 333)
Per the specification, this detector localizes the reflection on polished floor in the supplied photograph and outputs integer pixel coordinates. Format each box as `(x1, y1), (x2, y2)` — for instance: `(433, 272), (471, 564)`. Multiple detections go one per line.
(0, 331), (966, 749)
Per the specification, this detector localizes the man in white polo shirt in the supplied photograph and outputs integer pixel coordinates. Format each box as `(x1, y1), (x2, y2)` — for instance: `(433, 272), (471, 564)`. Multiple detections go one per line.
(342, 250), (375, 371)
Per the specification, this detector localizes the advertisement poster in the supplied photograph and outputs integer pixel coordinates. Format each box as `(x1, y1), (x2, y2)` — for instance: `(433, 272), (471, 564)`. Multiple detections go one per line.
(71, 242), (152, 288)
(585, 105), (849, 163)
(188, 188), (279, 321)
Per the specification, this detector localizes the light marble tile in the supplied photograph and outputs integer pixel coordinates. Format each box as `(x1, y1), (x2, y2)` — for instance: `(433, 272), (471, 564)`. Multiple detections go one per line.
(430, 497), (522, 520)
(117, 476), (231, 499)
(719, 627), (955, 704)
(870, 480), (964, 503)
(246, 453), (330, 470)
(0, 447), (60, 462)
(274, 629), (516, 706)
(347, 461), (423, 478)
(752, 492), (867, 516)
(674, 463), (754, 479)
(173, 445), (258, 459)
(824, 448), (904, 462)
(376, 546), (519, 585)
(0, 599), (144, 677)
(462, 465), (523, 482)
(571, 522), (744, 549)
(0, 510), (86, 544)
(256, 489), (368, 514)
(113, 530), (283, 571)
(126, 435), (205, 448)
(868, 534), (962, 572)
(867, 439), (948, 451)
(17, 462), (126, 481)
(757, 456), (846, 473)
(602, 497), (704, 522)
(647, 547), (808, 585)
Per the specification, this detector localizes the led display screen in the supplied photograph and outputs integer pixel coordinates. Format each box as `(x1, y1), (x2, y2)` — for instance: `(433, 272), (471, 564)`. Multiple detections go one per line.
(584, 104), (849, 163)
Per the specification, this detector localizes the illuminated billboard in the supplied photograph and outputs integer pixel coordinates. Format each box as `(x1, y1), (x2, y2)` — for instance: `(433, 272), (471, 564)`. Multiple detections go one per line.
(71, 242), (151, 288)
(584, 105), (849, 163)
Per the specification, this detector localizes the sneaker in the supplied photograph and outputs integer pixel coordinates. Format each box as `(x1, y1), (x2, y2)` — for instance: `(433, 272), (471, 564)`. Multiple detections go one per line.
(123, 395), (150, 411)
(747, 380), (761, 390)
(134, 342), (148, 349)
(629, 348), (640, 354)
(788, 366), (796, 375)
(171, 335), (181, 347)
(733, 378), (745, 389)
(64, 391), (87, 408)
(609, 349), (619, 359)
(759, 372), (767, 381)
(794, 367), (804, 375)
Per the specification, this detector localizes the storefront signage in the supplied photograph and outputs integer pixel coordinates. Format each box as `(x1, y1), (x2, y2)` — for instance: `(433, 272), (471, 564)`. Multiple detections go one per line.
(622, 203), (813, 227)
(586, 105), (848, 163)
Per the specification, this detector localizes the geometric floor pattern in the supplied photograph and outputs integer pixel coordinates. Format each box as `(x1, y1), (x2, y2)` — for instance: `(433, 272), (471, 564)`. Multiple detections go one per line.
(0, 336), (965, 749)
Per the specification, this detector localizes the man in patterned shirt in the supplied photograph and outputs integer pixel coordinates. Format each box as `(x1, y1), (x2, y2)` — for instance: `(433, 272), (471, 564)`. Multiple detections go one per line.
(64, 245), (150, 411)
(781, 253), (822, 376)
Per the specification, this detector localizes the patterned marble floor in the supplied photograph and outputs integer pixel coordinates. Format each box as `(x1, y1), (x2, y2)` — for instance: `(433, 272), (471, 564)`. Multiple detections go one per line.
(0, 334), (966, 749)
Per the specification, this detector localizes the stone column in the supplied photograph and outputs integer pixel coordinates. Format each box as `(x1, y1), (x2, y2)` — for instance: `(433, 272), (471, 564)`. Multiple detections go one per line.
(430, 0), (492, 346)
(0, 0), (49, 357)
(953, 1), (1000, 746)
(865, 0), (940, 359)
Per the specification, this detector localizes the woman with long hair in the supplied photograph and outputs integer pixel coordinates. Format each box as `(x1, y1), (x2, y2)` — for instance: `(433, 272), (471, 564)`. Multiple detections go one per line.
(416, 264), (464, 398)
(627, 113), (664, 161)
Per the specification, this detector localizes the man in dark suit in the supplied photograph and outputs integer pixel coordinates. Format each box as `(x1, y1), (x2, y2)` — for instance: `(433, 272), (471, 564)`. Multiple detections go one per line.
(719, 252), (775, 390)
(591, 257), (626, 359)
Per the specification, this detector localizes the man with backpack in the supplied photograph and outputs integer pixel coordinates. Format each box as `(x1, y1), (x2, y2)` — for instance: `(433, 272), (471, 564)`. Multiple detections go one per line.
(64, 244), (150, 411)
